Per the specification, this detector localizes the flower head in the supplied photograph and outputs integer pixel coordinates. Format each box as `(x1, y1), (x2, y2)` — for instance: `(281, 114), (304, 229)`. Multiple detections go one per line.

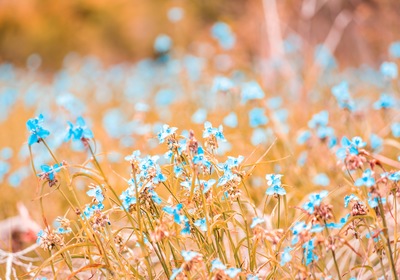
(26, 114), (50, 145)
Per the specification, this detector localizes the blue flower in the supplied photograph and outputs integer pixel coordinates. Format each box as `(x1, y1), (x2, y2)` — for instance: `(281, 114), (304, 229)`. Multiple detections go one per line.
(167, 7), (184, 22)
(250, 217), (264, 228)
(368, 193), (386, 208)
(302, 190), (329, 214)
(265, 174), (286, 195)
(192, 108), (207, 124)
(213, 76), (234, 92)
(124, 150), (141, 162)
(391, 123), (400, 138)
(303, 238), (318, 265)
(380, 61), (398, 79)
(181, 250), (201, 262)
(211, 22), (236, 50)
(241, 81), (264, 103)
(224, 267), (241, 278)
(312, 173), (330, 187)
(55, 227), (72, 235)
(211, 258), (226, 271)
(308, 111), (329, 129)
(370, 134), (383, 151)
(194, 218), (207, 232)
(246, 275), (259, 280)
(354, 169), (375, 187)
(157, 124), (177, 144)
(389, 41), (400, 58)
(154, 34), (172, 53)
(336, 136), (366, 159)
(203, 121), (226, 141)
(223, 112), (238, 128)
(86, 185), (105, 202)
(373, 94), (396, 110)
(388, 171), (400, 182)
(65, 117), (93, 142)
(266, 185), (286, 196)
(170, 268), (183, 280)
(297, 130), (311, 145)
(36, 229), (46, 244)
(202, 179), (216, 193)
(280, 246), (293, 266)
(248, 108), (268, 128)
(331, 81), (355, 111)
(149, 189), (162, 204)
(39, 163), (62, 181)
(344, 194), (360, 207)
(26, 114), (50, 145)
(193, 147), (212, 169)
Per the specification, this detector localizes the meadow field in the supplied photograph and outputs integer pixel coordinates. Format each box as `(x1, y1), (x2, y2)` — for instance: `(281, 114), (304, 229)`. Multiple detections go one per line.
(0, 1), (400, 279)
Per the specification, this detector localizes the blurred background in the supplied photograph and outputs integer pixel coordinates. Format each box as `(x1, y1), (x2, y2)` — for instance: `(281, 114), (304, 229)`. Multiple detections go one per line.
(0, 0), (399, 69)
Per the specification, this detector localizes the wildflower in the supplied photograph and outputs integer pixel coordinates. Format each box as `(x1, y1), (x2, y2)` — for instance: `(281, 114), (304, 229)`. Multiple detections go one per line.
(366, 230), (380, 242)
(265, 174), (286, 195)
(203, 121), (225, 141)
(250, 217), (265, 228)
(82, 203), (104, 219)
(373, 93), (396, 110)
(326, 214), (350, 229)
(181, 250), (201, 262)
(224, 267), (241, 278)
(39, 163), (62, 187)
(192, 108), (207, 124)
(331, 81), (355, 111)
(388, 171), (400, 182)
(308, 111), (329, 129)
(212, 76), (234, 92)
(86, 185), (105, 202)
(36, 228), (65, 250)
(211, 258), (226, 271)
(194, 218), (207, 232)
(124, 150), (141, 163)
(170, 268), (183, 280)
(157, 124), (177, 144)
(26, 114), (50, 145)
(355, 169), (375, 187)
(248, 108), (268, 128)
(193, 147), (212, 170)
(65, 117), (93, 142)
(313, 173), (330, 187)
(344, 194), (360, 207)
(202, 179), (216, 193)
(336, 136), (366, 159)
(154, 34), (172, 53)
(211, 22), (236, 50)
(291, 221), (308, 245)
(380, 61), (398, 79)
(303, 190), (329, 214)
(297, 130), (311, 144)
(241, 81), (264, 103)
(370, 134), (383, 151)
(391, 123), (400, 138)
(389, 41), (400, 58)
(223, 112), (238, 128)
(120, 188), (137, 211)
(303, 238), (318, 265)
(54, 217), (72, 235)
(280, 246), (293, 266)
(368, 193), (386, 208)
(167, 7), (184, 23)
